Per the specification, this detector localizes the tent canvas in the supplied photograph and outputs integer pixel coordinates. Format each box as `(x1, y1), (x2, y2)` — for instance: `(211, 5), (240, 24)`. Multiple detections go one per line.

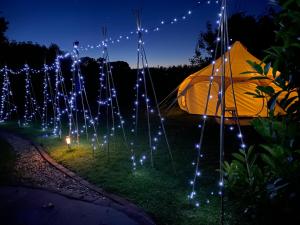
(177, 41), (285, 118)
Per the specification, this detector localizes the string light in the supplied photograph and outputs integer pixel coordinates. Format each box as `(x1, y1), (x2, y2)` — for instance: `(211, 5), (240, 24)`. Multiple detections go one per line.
(96, 28), (129, 155)
(73, 0), (219, 53)
(23, 64), (40, 126)
(0, 66), (18, 123)
(53, 55), (72, 138)
(0, 0), (221, 75)
(129, 12), (175, 171)
(187, 0), (229, 210)
(71, 41), (100, 152)
(186, 5), (248, 225)
(41, 64), (55, 131)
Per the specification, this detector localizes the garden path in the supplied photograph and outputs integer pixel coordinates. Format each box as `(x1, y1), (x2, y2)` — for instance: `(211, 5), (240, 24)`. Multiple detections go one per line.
(0, 131), (155, 225)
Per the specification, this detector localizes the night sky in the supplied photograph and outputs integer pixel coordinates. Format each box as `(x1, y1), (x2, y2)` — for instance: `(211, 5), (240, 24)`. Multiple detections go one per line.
(0, 0), (272, 67)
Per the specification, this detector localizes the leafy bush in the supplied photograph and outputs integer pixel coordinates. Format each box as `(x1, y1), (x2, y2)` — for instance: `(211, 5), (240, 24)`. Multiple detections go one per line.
(224, 142), (300, 224)
(243, 60), (299, 118)
(223, 146), (265, 218)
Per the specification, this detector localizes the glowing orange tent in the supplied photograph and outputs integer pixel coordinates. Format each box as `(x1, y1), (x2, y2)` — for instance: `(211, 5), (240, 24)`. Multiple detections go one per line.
(177, 41), (286, 118)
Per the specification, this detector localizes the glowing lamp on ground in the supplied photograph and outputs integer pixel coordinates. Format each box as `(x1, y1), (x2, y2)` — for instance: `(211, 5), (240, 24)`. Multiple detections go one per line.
(65, 136), (71, 149)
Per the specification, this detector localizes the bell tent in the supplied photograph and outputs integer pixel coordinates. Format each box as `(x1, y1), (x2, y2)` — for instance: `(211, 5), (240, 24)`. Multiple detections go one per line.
(177, 41), (284, 118)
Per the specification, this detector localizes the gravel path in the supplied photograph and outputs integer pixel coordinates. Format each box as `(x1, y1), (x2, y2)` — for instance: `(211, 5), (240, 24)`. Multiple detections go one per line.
(0, 132), (104, 201)
(0, 131), (155, 225)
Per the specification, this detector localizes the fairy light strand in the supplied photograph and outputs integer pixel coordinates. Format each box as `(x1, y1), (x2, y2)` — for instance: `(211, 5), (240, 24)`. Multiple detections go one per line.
(0, 66), (18, 122)
(97, 29), (129, 154)
(0, 1), (220, 74)
(129, 11), (175, 170)
(72, 42), (100, 152)
(23, 64), (40, 126)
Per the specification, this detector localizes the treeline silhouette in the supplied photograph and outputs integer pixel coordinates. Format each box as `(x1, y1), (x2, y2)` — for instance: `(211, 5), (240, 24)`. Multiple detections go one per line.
(190, 11), (277, 67)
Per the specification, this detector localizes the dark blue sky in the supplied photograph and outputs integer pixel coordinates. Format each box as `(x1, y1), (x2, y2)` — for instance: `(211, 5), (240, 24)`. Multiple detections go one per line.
(0, 0), (272, 67)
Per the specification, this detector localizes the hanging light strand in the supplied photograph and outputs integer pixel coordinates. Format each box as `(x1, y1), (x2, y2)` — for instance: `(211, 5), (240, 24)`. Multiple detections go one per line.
(129, 11), (175, 171)
(187, 0), (226, 208)
(72, 1), (221, 53)
(0, 66), (18, 122)
(97, 30), (129, 155)
(72, 42), (100, 153)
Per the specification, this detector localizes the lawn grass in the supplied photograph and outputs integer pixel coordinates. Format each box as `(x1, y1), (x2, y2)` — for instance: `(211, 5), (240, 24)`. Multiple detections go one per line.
(0, 115), (256, 225)
(0, 136), (16, 184)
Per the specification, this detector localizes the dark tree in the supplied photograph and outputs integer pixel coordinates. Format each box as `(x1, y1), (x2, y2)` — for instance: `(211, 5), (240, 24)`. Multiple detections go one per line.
(190, 22), (215, 67)
(0, 16), (63, 68)
(190, 12), (277, 66)
(0, 16), (8, 44)
(267, 0), (300, 91)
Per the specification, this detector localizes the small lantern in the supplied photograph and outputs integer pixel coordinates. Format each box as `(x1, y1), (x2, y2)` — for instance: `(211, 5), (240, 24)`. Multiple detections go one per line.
(65, 136), (71, 149)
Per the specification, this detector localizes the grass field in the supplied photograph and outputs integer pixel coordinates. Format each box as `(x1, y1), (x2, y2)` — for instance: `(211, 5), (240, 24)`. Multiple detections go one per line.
(0, 113), (258, 225)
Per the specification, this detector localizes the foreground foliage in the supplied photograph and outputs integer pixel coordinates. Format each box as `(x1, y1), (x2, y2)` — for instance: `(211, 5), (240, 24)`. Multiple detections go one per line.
(224, 1), (300, 224)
